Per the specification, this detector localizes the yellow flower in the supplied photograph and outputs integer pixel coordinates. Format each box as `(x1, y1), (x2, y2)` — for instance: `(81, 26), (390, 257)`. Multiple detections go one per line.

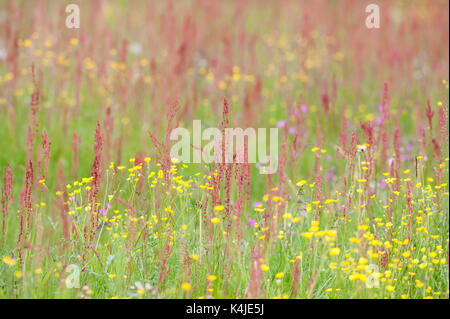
(329, 263), (337, 269)
(275, 272), (284, 279)
(108, 274), (116, 279)
(296, 180), (307, 187)
(137, 288), (145, 295)
(329, 248), (341, 256)
(261, 264), (269, 272)
(214, 205), (224, 212)
(14, 271), (22, 279)
(2, 256), (16, 266)
(301, 232), (313, 239)
(207, 275), (217, 282)
(181, 282), (191, 291)
(386, 285), (394, 292)
(191, 254), (200, 261)
(211, 217), (220, 224)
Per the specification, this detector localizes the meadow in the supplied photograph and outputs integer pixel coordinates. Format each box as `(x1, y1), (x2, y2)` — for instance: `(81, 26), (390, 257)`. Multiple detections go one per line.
(0, 0), (448, 299)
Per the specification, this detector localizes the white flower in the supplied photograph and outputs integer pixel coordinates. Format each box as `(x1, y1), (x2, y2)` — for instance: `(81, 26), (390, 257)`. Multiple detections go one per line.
(130, 42), (142, 55)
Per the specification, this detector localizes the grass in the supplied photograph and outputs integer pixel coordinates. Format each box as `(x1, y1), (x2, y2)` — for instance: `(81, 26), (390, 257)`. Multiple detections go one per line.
(0, 0), (448, 299)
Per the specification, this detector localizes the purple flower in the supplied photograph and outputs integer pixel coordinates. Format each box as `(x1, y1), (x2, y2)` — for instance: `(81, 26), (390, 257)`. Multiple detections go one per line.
(277, 120), (286, 128)
(248, 219), (255, 227)
(100, 208), (107, 215)
(288, 127), (296, 134)
(300, 104), (308, 113)
(380, 179), (386, 189)
(375, 115), (383, 125)
(325, 168), (335, 180)
(106, 203), (112, 209)
(253, 201), (263, 208)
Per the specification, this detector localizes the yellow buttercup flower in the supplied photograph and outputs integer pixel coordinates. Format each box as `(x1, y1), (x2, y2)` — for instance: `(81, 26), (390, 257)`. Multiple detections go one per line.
(181, 282), (191, 291)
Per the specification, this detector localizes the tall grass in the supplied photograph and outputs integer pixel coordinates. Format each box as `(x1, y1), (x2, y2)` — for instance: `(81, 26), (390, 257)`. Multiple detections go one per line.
(0, 0), (448, 299)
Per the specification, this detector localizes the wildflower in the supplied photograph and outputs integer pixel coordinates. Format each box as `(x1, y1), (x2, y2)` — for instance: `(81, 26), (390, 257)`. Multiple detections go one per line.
(358, 225), (369, 231)
(181, 282), (191, 291)
(207, 275), (217, 282)
(296, 180), (307, 187)
(137, 287), (145, 295)
(277, 120), (286, 128)
(329, 263), (338, 269)
(261, 264), (269, 272)
(275, 272), (284, 279)
(214, 205), (224, 212)
(2, 256), (16, 266)
(211, 217), (220, 224)
(301, 232), (313, 239)
(329, 248), (341, 256)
